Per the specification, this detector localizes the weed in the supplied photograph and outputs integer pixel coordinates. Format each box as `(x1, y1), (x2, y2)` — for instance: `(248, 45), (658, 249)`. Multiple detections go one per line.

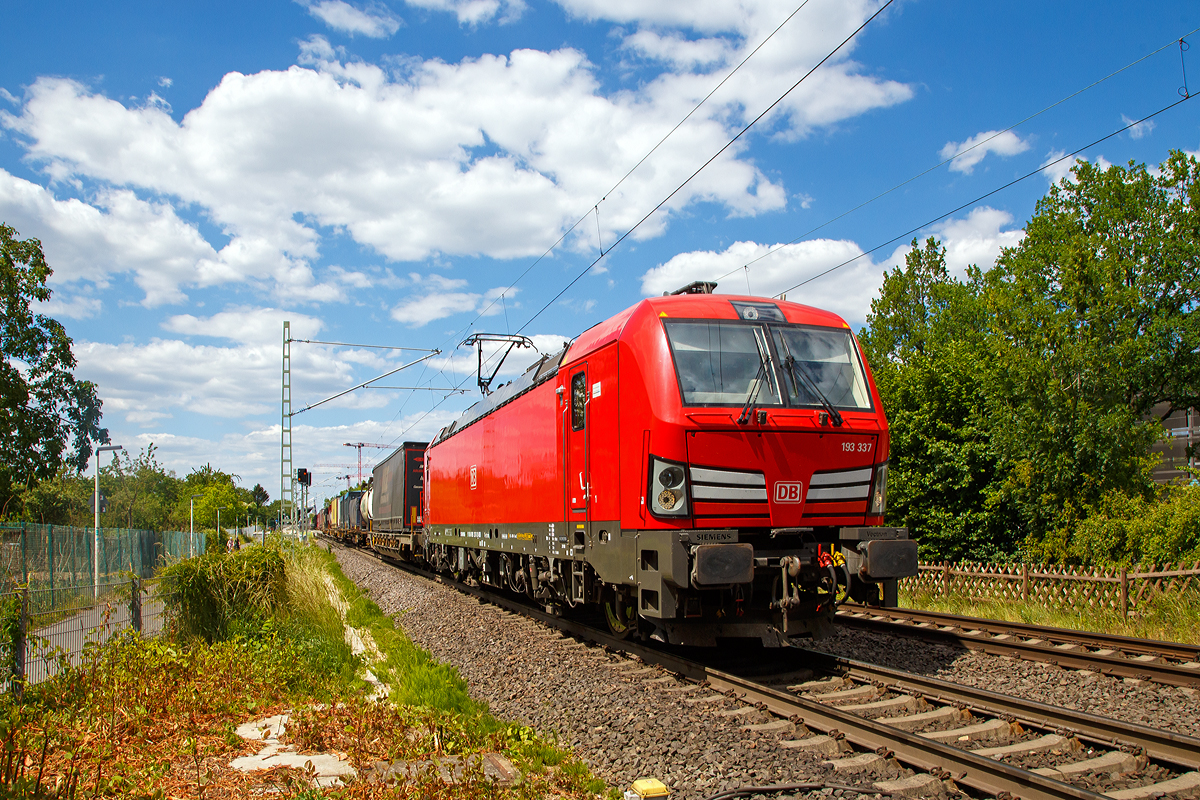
(901, 587), (1200, 645)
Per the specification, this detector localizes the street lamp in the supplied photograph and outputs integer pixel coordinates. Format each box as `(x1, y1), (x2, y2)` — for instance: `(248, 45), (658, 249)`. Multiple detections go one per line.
(190, 494), (203, 557)
(94, 444), (123, 598)
(216, 506), (227, 552)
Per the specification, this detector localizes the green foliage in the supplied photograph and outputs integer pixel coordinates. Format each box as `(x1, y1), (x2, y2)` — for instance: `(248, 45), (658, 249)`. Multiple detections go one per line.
(860, 238), (1017, 560)
(860, 152), (1200, 562)
(1065, 484), (1200, 566)
(981, 154), (1200, 539)
(159, 546), (287, 643)
(0, 224), (107, 520)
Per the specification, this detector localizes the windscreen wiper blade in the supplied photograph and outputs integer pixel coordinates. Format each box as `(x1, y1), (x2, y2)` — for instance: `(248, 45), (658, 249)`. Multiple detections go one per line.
(783, 354), (844, 427)
(737, 356), (768, 425)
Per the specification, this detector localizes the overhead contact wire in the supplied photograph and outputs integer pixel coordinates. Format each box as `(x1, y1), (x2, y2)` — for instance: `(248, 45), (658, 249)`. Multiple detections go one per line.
(710, 26), (1200, 286)
(775, 96), (1194, 297)
(518, 0), (896, 333)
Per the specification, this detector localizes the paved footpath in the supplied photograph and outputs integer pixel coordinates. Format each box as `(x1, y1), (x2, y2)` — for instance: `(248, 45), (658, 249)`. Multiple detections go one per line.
(24, 596), (165, 684)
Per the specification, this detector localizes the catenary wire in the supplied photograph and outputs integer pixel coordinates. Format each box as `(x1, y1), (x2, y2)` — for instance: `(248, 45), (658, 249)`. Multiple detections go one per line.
(517, 0), (896, 333)
(706, 26), (1200, 288)
(774, 95), (1194, 297)
(371, 2), (825, 447)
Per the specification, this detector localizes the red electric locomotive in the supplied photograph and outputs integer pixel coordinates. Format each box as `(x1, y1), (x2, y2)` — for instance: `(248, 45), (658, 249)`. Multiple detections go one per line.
(422, 283), (917, 646)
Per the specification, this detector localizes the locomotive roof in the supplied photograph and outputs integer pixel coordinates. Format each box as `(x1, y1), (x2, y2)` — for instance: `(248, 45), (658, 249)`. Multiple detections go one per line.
(431, 293), (851, 445)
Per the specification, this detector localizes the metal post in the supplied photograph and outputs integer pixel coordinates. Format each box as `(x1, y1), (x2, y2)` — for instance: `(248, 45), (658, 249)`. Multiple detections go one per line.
(47, 525), (54, 610)
(94, 444), (123, 598)
(1120, 566), (1129, 617)
(131, 576), (142, 634)
(281, 321), (294, 530)
(20, 521), (26, 586)
(13, 587), (27, 701)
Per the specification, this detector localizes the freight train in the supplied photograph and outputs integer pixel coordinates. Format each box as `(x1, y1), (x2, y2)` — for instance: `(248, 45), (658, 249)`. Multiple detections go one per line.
(317, 284), (917, 646)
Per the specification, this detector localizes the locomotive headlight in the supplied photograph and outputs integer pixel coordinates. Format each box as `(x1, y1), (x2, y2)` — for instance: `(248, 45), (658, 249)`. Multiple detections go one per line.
(649, 456), (689, 517)
(868, 462), (888, 516)
(658, 466), (684, 489)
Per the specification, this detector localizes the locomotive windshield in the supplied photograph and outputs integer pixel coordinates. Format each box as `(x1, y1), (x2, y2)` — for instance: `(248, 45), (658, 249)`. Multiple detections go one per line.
(663, 320), (872, 410)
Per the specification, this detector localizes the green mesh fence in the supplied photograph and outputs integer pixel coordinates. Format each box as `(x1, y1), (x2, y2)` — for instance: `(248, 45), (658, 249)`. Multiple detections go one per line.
(0, 523), (206, 601)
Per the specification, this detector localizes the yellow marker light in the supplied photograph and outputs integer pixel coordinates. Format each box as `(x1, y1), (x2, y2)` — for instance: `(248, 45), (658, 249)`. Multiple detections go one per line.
(629, 779), (670, 799)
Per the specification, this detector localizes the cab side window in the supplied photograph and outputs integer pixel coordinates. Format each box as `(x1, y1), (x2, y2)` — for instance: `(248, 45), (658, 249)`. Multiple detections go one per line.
(571, 372), (587, 431)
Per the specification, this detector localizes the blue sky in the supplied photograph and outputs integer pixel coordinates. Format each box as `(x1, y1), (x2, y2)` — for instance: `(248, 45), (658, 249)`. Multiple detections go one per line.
(3, 0), (1198, 509)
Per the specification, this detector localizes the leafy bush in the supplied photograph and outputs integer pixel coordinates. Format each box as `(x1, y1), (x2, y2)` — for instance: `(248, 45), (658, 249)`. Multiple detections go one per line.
(159, 546), (286, 642)
(1067, 484), (1200, 566)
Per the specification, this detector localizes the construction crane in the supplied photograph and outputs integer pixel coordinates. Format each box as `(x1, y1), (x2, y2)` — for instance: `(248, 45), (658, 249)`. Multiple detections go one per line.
(343, 442), (391, 483)
(313, 464), (359, 490)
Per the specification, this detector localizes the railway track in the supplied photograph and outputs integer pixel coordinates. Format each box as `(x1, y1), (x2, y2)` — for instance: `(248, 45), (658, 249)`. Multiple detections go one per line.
(835, 604), (1200, 689)
(343, 542), (1200, 800)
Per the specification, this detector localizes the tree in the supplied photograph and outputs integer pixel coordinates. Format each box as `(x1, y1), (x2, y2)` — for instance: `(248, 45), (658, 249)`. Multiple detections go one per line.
(104, 445), (182, 530)
(860, 238), (1017, 561)
(0, 224), (107, 518)
(983, 152), (1200, 556)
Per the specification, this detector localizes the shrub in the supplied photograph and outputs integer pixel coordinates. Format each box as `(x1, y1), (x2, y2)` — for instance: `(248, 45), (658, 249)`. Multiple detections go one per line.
(159, 546), (286, 642)
(1069, 484), (1200, 566)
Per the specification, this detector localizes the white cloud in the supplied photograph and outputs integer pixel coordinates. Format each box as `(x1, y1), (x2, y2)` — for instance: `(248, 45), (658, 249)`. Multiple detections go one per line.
(929, 206), (1024, 276)
(623, 31), (731, 68)
(640, 238), (879, 323)
(405, 0), (526, 25)
(35, 293), (102, 320)
(1121, 113), (1155, 140)
(1041, 151), (1112, 186)
(301, 0), (401, 37)
(389, 274), (516, 327)
(157, 77), (173, 89)
(940, 130), (1030, 175)
(641, 206), (1028, 326)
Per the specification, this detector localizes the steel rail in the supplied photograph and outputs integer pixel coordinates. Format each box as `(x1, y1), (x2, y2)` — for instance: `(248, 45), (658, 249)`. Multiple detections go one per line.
(704, 669), (1112, 800)
(345, 543), (1154, 800)
(792, 647), (1200, 771)
(837, 605), (1200, 688)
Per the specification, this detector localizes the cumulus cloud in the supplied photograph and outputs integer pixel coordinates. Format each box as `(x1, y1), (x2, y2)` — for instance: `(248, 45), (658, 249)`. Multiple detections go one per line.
(940, 130), (1030, 175)
(929, 206), (1024, 276)
(623, 31), (731, 68)
(640, 206), (1028, 326)
(301, 0), (402, 37)
(404, 0), (526, 25)
(640, 238), (879, 323)
(1121, 113), (1155, 140)
(1041, 151), (1112, 186)
(389, 274), (515, 327)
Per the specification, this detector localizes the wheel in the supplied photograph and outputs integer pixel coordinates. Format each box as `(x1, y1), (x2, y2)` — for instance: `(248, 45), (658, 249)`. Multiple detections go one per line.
(604, 587), (635, 639)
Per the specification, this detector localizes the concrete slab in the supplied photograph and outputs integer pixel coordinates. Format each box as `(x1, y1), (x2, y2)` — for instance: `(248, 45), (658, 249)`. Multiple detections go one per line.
(1105, 772), (1200, 800)
(806, 684), (877, 704)
(841, 694), (921, 715)
(779, 735), (840, 756)
(873, 774), (946, 798)
(921, 718), (1014, 744)
(884, 706), (969, 732)
(740, 720), (795, 735)
(1034, 751), (1139, 780)
(974, 733), (1076, 759)
(824, 753), (886, 775)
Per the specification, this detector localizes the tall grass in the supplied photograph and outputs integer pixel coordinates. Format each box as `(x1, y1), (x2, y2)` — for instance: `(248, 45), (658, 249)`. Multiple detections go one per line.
(900, 587), (1200, 645)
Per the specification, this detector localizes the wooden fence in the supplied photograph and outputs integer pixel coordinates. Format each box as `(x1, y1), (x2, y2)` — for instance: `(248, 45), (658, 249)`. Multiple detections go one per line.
(900, 561), (1200, 617)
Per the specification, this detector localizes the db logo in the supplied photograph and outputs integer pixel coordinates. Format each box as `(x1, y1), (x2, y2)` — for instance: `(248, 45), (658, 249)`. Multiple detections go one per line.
(774, 482), (804, 503)
(470, 465), (477, 490)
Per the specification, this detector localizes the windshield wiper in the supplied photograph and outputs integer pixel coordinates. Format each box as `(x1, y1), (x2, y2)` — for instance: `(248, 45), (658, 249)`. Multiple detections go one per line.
(780, 350), (844, 427)
(737, 339), (771, 425)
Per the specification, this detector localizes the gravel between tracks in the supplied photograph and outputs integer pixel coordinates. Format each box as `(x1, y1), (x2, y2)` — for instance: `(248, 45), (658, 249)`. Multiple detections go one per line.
(332, 546), (920, 800)
(807, 626), (1200, 738)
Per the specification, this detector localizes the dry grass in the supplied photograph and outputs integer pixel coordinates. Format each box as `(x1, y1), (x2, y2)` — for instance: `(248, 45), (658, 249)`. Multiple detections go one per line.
(0, 543), (609, 799)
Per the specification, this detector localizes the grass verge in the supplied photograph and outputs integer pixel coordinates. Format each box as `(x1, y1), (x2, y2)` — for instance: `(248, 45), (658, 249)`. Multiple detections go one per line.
(0, 541), (611, 799)
(900, 587), (1200, 645)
